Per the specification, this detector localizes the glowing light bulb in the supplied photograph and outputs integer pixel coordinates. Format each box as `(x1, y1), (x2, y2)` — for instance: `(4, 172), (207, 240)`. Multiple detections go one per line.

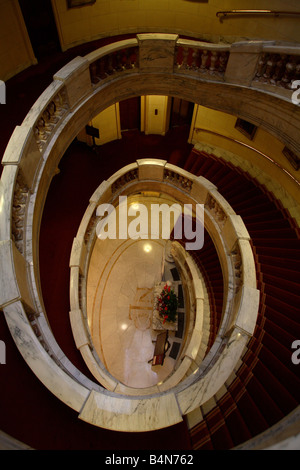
(143, 243), (152, 253)
(131, 202), (140, 211)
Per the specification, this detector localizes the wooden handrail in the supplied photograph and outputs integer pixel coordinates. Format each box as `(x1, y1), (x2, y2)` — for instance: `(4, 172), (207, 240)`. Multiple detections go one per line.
(217, 10), (300, 20)
(193, 127), (300, 187)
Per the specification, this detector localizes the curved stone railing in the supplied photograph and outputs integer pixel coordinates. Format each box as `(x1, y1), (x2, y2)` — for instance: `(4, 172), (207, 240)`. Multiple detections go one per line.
(174, 38), (230, 80)
(252, 43), (300, 98)
(169, 241), (205, 367)
(1, 32), (299, 432)
(69, 161), (208, 395)
(87, 38), (139, 85)
(68, 158), (259, 420)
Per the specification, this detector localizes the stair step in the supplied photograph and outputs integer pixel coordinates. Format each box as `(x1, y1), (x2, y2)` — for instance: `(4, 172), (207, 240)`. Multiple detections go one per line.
(209, 166), (233, 187)
(264, 305), (300, 337)
(258, 255), (300, 272)
(202, 161), (224, 180)
(261, 329), (296, 367)
(251, 238), (300, 250)
(231, 194), (271, 211)
(203, 265), (223, 276)
(235, 201), (277, 217)
(183, 152), (199, 171)
(189, 155), (207, 174)
(211, 171), (238, 189)
(259, 341), (300, 403)
(252, 359), (298, 416)
(217, 179), (246, 196)
(227, 186), (264, 205)
(265, 293), (299, 322)
(254, 245), (300, 260)
(197, 158), (219, 177)
(245, 374), (285, 426)
(249, 226), (299, 239)
(195, 250), (221, 264)
(264, 317), (295, 351)
(228, 377), (270, 434)
(217, 394), (253, 446)
(247, 333), (263, 355)
(245, 218), (292, 231)
(190, 418), (213, 450)
(241, 348), (259, 371)
(222, 186), (259, 204)
(243, 214), (288, 228)
(203, 406), (235, 450)
(263, 282), (300, 307)
(262, 272), (300, 295)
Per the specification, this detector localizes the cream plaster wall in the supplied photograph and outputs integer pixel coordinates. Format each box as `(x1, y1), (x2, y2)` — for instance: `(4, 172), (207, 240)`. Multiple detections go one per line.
(190, 104), (298, 177)
(189, 104), (300, 221)
(91, 103), (121, 145)
(51, 0), (300, 51)
(2, 1), (300, 81)
(0, 0), (36, 81)
(77, 103), (121, 146)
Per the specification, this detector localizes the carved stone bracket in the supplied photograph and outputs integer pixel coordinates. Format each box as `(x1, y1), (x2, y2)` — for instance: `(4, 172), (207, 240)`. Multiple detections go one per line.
(231, 243), (243, 293)
(164, 168), (193, 192)
(205, 193), (227, 228)
(34, 88), (68, 152)
(11, 170), (29, 254)
(111, 168), (138, 193)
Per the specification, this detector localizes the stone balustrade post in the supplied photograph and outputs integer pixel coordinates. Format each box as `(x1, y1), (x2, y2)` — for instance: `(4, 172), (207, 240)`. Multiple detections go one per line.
(0, 240), (36, 314)
(137, 33), (179, 73)
(225, 41), (268, 86)
(54, 56), (92, 110)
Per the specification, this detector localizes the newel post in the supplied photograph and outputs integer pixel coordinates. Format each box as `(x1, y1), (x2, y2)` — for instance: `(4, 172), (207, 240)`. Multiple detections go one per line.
(137, 33), (179, 74)
(225, 41), (267, 86)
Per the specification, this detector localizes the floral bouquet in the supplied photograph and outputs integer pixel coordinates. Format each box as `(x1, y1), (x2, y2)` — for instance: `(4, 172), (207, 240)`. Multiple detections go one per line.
(156, 281), (178, 324)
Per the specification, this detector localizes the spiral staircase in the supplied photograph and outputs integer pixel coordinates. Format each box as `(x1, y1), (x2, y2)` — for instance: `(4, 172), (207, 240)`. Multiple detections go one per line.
(0, 33), (299, 450)
(176, 148), (300, 449)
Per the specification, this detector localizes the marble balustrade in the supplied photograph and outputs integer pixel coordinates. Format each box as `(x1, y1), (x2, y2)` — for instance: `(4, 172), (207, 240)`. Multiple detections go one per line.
(175, 38), (230, 79)
(69, 159), (259, 406)
(87, 38), (139, 85)
(1, 32), (299, 432)
(252, 45), (300, 98)
(86, 34), (300, 110)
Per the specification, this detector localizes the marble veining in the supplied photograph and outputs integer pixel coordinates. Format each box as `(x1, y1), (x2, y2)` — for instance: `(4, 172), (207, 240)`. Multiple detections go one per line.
(79, 389), (183, 432)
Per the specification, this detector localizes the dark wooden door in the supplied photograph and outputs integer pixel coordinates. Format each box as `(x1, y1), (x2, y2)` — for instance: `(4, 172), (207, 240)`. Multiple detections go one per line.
(119, 97), (140, 131)
(19, 0), (61, 60)
(170, 97), (194, 127)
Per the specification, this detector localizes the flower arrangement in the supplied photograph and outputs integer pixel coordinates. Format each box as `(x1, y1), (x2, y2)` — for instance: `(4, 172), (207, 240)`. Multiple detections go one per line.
(156, 281), (178, 324)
